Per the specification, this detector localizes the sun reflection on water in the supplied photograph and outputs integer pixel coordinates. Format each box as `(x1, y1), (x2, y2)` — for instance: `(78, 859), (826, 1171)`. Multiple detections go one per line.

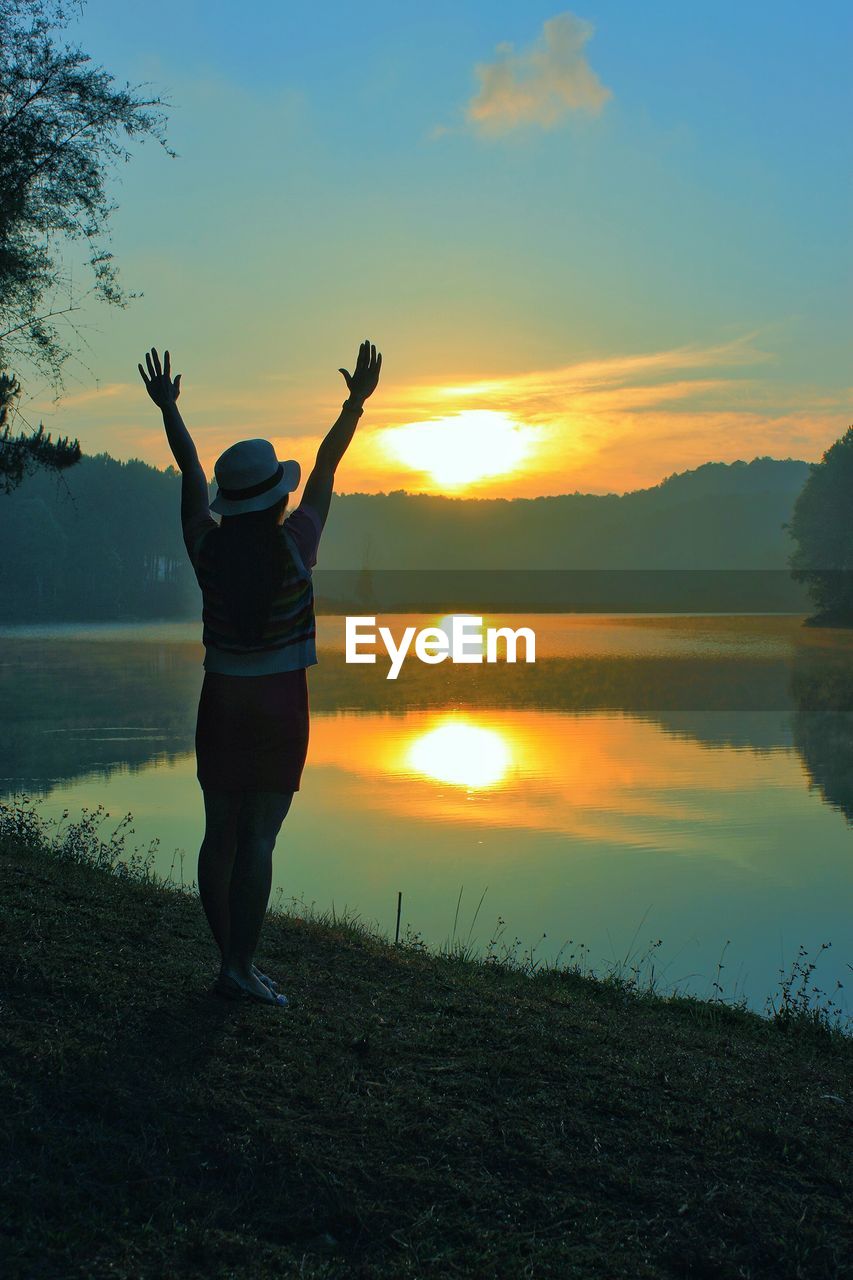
(404, 719), (512, 789)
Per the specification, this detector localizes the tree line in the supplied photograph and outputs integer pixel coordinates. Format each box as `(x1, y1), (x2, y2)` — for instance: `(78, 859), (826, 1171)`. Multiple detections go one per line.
(0, 450), (820, 623)
(0, 453), (201, 620)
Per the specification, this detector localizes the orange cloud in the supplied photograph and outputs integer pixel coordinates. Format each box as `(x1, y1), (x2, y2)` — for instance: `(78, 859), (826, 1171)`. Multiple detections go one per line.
(23, 335), (847, 498)
(336, 335), (838, 495)
(462, 12), (612, 138)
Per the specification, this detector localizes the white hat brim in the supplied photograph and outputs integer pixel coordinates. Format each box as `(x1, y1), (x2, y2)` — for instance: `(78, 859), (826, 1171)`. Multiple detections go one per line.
(210, 459), (301, 516)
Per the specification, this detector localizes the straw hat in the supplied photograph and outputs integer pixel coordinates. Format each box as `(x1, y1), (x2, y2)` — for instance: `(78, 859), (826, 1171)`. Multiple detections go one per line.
(209, 439), (300, 515)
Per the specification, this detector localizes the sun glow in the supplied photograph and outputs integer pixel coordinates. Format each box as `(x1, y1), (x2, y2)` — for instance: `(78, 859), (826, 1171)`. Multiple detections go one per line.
(405, 719), (513, 789)
(376, 409), (535, 490)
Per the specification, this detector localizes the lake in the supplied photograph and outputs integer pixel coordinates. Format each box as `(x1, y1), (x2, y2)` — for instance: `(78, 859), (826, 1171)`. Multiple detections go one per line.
(2, 614), (851, 1020)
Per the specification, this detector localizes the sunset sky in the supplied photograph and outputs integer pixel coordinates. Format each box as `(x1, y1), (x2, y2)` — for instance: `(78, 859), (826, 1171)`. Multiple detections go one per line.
(22, 1), (852, 497)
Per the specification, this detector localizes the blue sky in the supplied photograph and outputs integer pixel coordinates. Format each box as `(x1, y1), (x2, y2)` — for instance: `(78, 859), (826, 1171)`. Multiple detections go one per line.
(27, 1), (852, 495)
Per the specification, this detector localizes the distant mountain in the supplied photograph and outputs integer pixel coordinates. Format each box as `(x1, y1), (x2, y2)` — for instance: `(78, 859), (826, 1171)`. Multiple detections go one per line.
(0, 453), (812, 621)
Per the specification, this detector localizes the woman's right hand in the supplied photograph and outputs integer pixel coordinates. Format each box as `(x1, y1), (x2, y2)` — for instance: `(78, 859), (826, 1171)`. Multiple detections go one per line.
(339, 339), (381, 404)
(138, 348), (182, 410)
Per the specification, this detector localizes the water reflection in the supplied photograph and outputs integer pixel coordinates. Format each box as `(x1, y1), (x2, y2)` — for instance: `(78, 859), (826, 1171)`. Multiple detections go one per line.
(791, 646), (853, 824)
(2, 617), (850, 1014)
(405, 719), (512, 789)
(306, 708), (791, 853)
(2, 616), (853, 819)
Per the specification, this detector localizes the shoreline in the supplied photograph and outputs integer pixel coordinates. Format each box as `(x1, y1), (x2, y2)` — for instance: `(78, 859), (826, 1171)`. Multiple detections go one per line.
(1, 798), (850, 1278)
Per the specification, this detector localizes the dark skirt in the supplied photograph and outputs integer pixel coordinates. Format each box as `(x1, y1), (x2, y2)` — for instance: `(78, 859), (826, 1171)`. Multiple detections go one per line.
(195, 668), (310, 793)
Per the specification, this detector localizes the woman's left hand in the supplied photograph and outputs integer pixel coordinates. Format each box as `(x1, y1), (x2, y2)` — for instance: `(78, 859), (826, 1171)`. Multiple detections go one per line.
(138, 348), (182, 409)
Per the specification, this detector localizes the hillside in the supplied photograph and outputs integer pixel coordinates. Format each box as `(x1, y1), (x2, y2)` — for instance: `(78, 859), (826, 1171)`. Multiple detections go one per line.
(319, 458), (810, 570)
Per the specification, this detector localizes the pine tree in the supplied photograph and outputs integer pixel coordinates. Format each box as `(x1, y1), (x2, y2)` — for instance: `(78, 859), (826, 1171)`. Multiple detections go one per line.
(0, 371), (80, 492)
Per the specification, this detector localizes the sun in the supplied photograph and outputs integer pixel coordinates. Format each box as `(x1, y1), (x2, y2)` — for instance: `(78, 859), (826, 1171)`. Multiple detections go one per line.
(376, 409), (535, 490)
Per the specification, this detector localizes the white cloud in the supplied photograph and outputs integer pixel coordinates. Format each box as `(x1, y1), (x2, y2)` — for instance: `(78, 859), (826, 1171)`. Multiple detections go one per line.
(461, 11), (612, 138)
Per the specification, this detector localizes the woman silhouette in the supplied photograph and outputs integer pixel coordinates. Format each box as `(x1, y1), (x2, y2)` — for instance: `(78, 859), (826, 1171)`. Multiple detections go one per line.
(138, 340), (382, 1006)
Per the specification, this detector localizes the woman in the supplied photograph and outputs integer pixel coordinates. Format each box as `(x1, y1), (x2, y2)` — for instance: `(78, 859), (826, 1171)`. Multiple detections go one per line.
(138, 340), (382, 1007)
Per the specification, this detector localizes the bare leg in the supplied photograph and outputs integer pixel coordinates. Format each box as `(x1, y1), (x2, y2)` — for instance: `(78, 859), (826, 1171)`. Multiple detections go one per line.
(198, 787), (244, 955)
(221, 790), (293, 995)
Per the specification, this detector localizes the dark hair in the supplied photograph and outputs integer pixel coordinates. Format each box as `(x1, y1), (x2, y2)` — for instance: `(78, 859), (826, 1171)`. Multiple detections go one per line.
(208, 495), (290, 644)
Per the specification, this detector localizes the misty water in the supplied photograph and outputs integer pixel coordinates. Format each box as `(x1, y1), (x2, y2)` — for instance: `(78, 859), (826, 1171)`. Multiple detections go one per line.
(3, 614), (851, 1019)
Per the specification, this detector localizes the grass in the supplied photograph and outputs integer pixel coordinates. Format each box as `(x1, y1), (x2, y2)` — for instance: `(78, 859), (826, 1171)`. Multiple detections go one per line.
(1, 796), (851, 1280)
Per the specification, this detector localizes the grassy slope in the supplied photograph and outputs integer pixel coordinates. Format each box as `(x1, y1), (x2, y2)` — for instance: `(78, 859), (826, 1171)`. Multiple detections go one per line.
(1, 828), (851, 1280)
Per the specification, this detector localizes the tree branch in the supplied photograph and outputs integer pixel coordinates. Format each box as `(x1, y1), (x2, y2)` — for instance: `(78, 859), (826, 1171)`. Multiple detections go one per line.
(0, 66), (59, 137)
(0, 301), (81, 341)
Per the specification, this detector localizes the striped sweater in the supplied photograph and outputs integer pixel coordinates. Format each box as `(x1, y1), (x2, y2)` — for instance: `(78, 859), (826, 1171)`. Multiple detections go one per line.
(183, 504), (321, 676)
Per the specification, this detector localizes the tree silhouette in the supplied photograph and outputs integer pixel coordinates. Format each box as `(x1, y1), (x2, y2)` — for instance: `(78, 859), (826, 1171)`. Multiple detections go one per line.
(787, 425), (853, 625)
(0, 0), (171, 488)
(0, 372), (80, 493)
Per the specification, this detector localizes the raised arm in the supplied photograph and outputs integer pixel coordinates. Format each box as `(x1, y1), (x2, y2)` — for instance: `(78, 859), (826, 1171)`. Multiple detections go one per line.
(303, 338), (382, 528)
(138, 347), (208, 520)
